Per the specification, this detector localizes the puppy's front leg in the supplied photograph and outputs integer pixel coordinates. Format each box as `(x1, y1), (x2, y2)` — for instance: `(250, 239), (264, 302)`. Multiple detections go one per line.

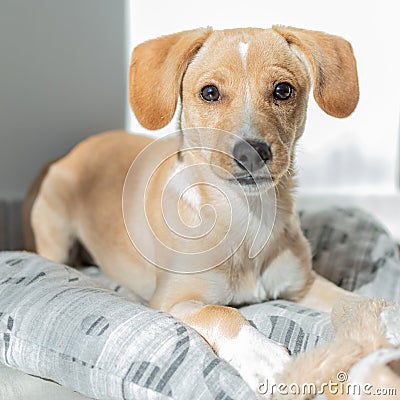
(169, 301), (290, 396)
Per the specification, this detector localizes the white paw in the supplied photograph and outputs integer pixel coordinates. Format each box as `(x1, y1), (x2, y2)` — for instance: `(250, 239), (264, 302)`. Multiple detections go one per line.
(380, 303), (400, 346)
(218, 325), (290, 399)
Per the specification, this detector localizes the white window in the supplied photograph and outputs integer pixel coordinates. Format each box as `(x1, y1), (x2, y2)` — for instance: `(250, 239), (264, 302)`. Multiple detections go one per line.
(127, 0), (400, 236)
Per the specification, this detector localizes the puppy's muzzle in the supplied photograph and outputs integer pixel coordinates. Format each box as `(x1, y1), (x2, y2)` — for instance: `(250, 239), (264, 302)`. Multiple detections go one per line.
(233, 139), (272, 173)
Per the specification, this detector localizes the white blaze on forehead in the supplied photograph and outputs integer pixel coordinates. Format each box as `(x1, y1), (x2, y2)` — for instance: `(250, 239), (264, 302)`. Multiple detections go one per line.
(237, 41), (252, 132)
(238, 41), (249, 69)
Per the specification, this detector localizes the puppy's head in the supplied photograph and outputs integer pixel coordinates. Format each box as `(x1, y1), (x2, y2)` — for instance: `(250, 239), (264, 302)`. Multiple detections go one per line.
(130, 26), (359, 188)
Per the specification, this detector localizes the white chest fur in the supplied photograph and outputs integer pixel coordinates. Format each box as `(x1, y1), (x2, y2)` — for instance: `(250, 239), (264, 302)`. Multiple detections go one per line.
(175, 172), (308, 306)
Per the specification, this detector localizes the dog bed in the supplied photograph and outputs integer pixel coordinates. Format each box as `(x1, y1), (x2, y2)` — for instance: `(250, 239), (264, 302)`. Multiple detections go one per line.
(0, 207), (399, 399)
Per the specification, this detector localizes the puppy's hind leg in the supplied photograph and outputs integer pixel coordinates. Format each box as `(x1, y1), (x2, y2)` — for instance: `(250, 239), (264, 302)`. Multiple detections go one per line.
(29, 164), (76, 264)
(30, 196), (75, 264)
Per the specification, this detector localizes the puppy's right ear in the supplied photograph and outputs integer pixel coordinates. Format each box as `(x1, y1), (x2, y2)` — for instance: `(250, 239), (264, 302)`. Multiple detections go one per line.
(129, 28), (213, 130)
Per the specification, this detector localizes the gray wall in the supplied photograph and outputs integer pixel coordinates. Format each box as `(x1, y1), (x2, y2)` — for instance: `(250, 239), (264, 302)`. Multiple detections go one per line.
(0, 0), (127, 200)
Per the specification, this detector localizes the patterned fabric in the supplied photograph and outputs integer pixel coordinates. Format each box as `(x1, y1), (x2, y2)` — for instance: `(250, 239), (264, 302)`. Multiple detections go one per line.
(0, 252), (253, 400)
(0, 207), (398, 400)
(299, 207), (400, 301)
(82, 268), (335, 355)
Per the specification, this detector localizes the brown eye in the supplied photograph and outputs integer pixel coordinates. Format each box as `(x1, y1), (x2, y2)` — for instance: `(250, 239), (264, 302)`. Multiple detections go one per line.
(200, 85), (220, 102)
(273, 82), (293, 100)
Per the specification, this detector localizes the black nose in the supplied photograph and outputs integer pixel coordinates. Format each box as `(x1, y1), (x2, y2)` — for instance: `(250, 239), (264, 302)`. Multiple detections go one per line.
(233, 140), (272, 172)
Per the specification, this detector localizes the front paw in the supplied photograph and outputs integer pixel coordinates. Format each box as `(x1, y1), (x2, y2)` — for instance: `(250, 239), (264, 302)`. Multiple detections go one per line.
(218, 325), (290, 399)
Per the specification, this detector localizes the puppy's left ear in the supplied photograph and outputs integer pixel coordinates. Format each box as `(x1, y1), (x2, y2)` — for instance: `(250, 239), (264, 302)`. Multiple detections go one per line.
(273, 26), (359, 118)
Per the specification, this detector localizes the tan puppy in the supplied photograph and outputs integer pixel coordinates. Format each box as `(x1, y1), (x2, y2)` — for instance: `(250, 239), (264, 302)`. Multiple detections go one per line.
(25, 26), (388, 396)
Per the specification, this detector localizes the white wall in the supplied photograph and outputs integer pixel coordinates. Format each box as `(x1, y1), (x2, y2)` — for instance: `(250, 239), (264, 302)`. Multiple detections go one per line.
(0, 0), (127, 199)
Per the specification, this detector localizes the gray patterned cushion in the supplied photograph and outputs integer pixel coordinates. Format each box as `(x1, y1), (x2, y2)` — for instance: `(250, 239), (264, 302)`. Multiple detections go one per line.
(0, 252), (254, 400)
(0, 207), (399, 400)
(299, 207), (400, 300)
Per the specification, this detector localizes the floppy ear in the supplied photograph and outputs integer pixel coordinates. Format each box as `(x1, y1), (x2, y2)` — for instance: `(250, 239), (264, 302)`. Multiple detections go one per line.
(273, 26), (359, 118)
(129, 28), (213, 130)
